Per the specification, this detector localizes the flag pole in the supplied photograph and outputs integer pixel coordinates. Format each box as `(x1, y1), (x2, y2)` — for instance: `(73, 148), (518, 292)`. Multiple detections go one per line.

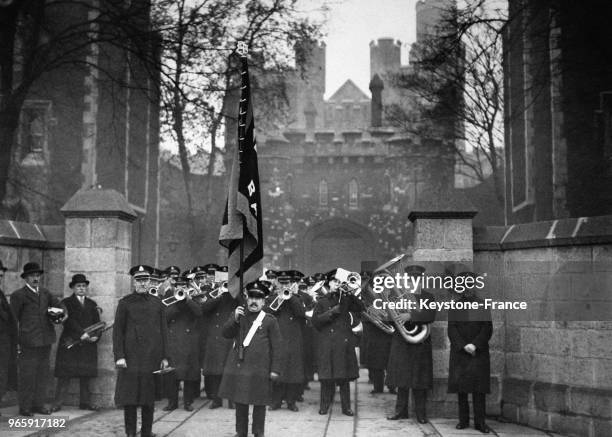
(237, 41), (248, 361)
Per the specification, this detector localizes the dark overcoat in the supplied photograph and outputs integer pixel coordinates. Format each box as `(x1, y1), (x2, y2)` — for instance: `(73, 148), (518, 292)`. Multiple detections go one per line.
(447, 296), (492, 394)
(386, 290), (436, 389)
(0, 288), (18, 392)
(360, 320), (392, 370)
(266, 294), (305, 383)
(164, 293), (202, 381)
(218, 310), (282, 406)
(10, 286), (64, 347)
(113, 292), (168, 406)
(298, 290), (316, 381)
(55, 294), (101, 378)
(312, 292), (365, 381)
(200, 292), (238, 375)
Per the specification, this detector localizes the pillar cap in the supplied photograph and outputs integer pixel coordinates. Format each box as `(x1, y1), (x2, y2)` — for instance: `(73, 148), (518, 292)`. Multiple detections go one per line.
(61, 188), (137, 221)
(408, 188), (478, 222)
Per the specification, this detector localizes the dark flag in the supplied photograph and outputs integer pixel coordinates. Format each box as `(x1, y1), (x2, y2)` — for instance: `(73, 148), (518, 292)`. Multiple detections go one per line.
(219, 50), (263, 298)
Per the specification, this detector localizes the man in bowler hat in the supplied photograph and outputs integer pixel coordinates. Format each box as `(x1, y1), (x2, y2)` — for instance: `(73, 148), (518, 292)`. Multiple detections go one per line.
(10, 262), (67, 416)
(218, 280), (282, 437)
(0, 260), (18, 416)
(114, 265), (169, 437)
(52, 273), (101, 411)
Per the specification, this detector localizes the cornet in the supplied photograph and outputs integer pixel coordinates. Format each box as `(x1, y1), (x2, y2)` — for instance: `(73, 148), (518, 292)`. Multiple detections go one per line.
(148, 286), (159, 297)
(208, 281), (228, 299)
(268, 286), (293, 311)
(161, 283), (200, 306)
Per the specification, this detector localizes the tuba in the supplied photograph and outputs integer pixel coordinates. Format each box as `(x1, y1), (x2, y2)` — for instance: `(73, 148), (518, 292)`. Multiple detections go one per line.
(360, 273), (395, 334)
(372, 254), (431, 344)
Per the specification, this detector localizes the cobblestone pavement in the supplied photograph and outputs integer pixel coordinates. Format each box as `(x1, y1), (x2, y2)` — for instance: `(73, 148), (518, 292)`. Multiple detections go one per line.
(0, 370), (568, 437)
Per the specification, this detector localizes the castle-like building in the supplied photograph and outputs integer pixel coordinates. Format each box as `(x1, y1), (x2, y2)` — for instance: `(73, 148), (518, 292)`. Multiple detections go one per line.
(255, 1), (458, 274)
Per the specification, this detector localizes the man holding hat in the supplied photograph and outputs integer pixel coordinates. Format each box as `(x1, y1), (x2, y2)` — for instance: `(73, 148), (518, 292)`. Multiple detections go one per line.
(0, 260), (17, 415)
(114, 265), (169, 437)
(200, 264), (238, 409)
(312, 268), (365, 416)
(267, 270), (306, 412)
(386, 264), (436, 424)
(218, 280), (282, 437)
(52, 273), (101, 411)
(10, 262), (67, 416)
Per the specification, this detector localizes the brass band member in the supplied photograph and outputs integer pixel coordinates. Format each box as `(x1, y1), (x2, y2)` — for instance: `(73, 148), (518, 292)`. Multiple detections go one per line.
(386, 264), (435, 424)
(448, 271), (493, 434)
(267, 270), (306, 412)
(114, 265), (169, 437)
(163, 273), (202, 412)
(0, 260), (17, 417)
(53, 274), (100, 412)
(312, 269), (365, 416)
(218, 281), (282, 437)
(10, 262), (67, 416)
(297, 275), (316, 394)
(201, 264), (237, 409)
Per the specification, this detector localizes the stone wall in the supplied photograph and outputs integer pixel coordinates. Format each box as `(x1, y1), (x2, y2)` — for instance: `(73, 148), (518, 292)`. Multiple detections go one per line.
(474, 215), (612, 437)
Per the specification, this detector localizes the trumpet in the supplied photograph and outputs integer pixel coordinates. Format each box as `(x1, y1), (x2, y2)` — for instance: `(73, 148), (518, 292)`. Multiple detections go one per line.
(161, 283), (200, 306)
(208, 281), (228, 299)
(268, 287), (293, 311)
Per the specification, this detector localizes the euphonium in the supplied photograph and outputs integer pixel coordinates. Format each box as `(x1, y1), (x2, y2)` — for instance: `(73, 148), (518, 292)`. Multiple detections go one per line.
(268, 286), (292, 311)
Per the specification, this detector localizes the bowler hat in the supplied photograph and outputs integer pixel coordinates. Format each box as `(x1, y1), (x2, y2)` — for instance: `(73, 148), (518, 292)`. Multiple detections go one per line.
(245, 280), (269, 298)
(21, 262), (44, 278)
(69, 273), (90, 288)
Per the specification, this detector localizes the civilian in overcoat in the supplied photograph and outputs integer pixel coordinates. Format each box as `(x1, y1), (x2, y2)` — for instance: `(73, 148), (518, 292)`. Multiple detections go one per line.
(53, 274), (101, 410)
(0, 261), (18, 407)
(447, 272), (493, 434)
(113, 265), (169, 437)
(386, 265), (436, 424)
(360, 320), (392, 393)
(10, 262), (67, 415)
(163, 283), (202, 411)
(267, 284), (305, 411)
(312, 270), (365, 416)
(201, 288), (238, 408)
(218, 281), (282, 437)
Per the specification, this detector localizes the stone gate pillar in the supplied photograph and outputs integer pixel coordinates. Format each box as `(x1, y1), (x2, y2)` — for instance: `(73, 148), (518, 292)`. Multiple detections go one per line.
(61, 188), (137, 407)
(407, 190), (478, 417)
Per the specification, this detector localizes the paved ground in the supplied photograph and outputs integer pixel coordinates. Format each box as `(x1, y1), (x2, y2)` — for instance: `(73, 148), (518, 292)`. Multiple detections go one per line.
(0, 371), (567, 437)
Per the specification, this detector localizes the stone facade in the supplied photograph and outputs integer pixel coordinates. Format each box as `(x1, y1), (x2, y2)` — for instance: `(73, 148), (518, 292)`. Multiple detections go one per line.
(2, 1), (161, 266)
(503, 0), (612, 223)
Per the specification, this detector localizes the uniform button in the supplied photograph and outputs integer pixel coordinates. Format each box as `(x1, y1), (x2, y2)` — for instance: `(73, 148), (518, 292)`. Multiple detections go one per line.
(186, 329), (190, 333)
(330, 329), (334, 333)
(216, 313), (219, 316)
(215, 325), (219, 328)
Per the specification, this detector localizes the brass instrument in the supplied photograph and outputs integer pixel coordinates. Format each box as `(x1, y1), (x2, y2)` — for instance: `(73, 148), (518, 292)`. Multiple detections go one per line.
(208, 281), (228, 299)
(369, 254), (431, 344)
(268, 286), (293, 311)
(336, 269), (362, 297)
(148, 286), (159, 297)
(362, 306), (396, 334)
(63, 321), (114, 349)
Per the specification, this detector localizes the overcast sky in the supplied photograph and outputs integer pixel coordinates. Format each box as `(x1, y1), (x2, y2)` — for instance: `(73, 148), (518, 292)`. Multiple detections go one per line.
(318, 0), (417, 98)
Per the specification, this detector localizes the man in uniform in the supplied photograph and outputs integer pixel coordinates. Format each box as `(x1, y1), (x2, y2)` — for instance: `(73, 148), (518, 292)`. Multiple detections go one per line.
(218, 281), (282, 437)
(201, 265), (237, 408)
(297, 275), (316, 395)
(53, 274), (101, 411)
(163, 273), (202, 411)
(448, 271), (493, 434)
(312, 269), (365, 416)
(10, 262), (67, 416)
(0, 260), (17, 416)
(267, 270), (305, 412)
(114, 265), (169, 437)
(386, 264), (436, 424)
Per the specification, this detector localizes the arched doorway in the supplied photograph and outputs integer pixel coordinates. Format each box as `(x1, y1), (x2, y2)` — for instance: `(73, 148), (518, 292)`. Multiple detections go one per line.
(299, 218), (378, 274)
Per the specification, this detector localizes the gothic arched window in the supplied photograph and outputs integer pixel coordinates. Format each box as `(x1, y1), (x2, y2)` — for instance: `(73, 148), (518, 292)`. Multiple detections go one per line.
(319, 180), (328, 207)
(349, 179), (358, 209)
